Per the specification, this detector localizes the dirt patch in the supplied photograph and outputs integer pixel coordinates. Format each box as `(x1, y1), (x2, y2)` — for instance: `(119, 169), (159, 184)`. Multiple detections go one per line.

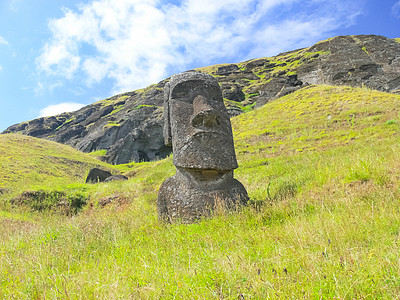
(97, 194), (129, 208)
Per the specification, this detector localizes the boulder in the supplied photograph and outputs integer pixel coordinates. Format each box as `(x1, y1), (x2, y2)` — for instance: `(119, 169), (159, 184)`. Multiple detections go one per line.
(85, 168), (112, 183)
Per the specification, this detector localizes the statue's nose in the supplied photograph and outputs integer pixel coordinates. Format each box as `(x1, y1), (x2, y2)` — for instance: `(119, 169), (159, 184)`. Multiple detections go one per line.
(191, 95), (220, 128)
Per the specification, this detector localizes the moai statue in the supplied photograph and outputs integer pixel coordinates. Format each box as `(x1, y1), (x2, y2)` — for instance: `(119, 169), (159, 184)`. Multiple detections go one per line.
(157, 71), (248, 222)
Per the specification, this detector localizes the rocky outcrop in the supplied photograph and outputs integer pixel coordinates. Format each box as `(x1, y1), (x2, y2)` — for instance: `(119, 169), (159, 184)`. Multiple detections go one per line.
(3, 35), (400, 164)
(297, 35), (400, 95)
(4, 83), (171, 164)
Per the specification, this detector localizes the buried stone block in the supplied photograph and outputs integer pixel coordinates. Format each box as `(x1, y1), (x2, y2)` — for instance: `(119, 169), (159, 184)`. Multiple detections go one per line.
(157, 71), (248, 223)
(85, 168), (112, 183)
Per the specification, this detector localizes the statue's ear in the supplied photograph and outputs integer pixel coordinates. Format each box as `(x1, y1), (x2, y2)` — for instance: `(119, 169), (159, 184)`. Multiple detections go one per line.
(163, 81), (172, 146)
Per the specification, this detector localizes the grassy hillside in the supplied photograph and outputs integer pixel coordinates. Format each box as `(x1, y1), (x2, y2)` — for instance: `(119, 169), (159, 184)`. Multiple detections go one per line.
(1, 85), (400, 298)
(0, 134), (116, 189)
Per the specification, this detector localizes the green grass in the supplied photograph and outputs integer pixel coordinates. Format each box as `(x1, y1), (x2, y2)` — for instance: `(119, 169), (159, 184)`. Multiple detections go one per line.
(97, 94), (129, 106)
(88, 149), (108, 157)
(103, 121), (121, 128)
(0, 134), (116, 190)
(1, 85), (400, 298)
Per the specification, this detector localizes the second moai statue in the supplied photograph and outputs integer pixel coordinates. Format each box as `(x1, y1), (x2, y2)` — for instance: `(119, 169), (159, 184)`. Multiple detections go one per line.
(157, 71), (248, 222)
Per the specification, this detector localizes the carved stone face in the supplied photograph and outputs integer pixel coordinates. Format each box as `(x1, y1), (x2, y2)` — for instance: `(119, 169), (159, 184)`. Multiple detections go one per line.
(164, 71), (238, 170)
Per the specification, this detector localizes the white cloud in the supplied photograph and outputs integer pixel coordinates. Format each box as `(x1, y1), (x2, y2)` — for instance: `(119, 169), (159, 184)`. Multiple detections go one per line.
(39, 102), (85, 117)
(34, 80), (64, 97)
(392, 1), (400, 18)
(9, 0), (22, 12)
(0, 65), (3, 72)
(37, 0), (363, 94)
(0, 35), (9, 46)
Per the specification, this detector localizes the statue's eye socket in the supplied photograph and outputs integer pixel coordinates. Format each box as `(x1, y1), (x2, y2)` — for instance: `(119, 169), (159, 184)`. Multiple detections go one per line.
(171, 90), (188, 100)
(171, 83), (193, 103)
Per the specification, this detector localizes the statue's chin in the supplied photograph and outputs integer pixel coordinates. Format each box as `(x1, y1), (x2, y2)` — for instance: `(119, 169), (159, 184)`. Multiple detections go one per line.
(173, 132), (238, 170)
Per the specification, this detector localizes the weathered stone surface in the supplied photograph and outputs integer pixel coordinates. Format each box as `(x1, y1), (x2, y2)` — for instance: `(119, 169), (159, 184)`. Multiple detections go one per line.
(166, 71), (238, 170)
(158, 71), (248, 223)
(215, 64), (240, 75)
(158, 168), (248, 222)
(297, 35), (400, 92)
(104, 175), (128, 182)
(221, 83), (246, 102)
(106, 119), (171, 164)
(3, 35), (399, 164)
(85, 168), (112, 183)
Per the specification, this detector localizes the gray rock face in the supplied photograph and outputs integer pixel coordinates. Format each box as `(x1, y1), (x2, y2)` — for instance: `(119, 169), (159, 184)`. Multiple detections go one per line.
(106, 120), (171, 164)
(297, 35), (400, 92)
(2, 35), (399, 164)
(3, 86), (172, 165)
(157, 71), (248, 223)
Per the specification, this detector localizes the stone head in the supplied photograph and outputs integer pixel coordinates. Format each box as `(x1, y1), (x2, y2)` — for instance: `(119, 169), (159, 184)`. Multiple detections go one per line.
(164, 71), (238, 170)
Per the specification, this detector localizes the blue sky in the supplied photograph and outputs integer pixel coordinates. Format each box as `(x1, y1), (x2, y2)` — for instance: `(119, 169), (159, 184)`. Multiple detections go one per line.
(0, 0), (399, 132)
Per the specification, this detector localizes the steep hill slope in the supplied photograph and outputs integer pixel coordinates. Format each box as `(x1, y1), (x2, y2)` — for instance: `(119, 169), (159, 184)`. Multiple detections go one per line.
(0, 134), (115, 190)
(3, 35), (400, 164)
(3, 84), (400, 199)
(2, 85), (400, 298)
